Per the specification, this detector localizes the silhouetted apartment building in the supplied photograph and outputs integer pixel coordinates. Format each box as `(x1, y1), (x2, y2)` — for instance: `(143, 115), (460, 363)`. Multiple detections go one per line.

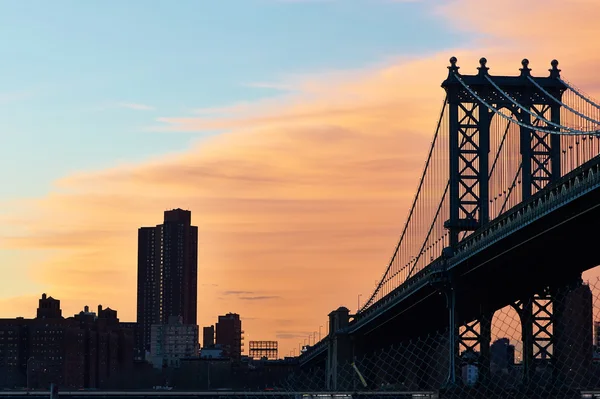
(17, 294), (85, 389)
(74, 305), (134, 388)
(0, 294), (133, 390)
(0, 318), (30, 389)
(137, 209), (198, 358)
(216, 313), (243, 360)
(203, 325), (215, 348)
(37, 293), (62, 318)
(119, 322), (141, 360)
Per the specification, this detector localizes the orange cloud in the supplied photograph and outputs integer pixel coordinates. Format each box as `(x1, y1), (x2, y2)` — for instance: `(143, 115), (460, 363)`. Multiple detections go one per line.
(2, 0), (600, 358)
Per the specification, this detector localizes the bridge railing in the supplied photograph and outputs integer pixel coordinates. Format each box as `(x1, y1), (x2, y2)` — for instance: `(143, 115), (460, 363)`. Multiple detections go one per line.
(452, 153), (600, 265)
(352, 257), (445, 322)
(298, 337), (328, 365)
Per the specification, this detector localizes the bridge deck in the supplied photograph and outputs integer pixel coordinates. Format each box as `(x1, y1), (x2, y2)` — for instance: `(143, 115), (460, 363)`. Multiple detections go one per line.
(300, 154), (600, 363)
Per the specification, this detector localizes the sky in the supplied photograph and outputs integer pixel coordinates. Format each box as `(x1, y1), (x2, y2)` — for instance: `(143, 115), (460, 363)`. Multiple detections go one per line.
(1, 0), (600, 358)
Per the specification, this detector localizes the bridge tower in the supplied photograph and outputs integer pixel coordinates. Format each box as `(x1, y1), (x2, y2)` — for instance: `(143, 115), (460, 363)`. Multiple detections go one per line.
(441, 57), (568, 385)
(442, 56), (566, 249)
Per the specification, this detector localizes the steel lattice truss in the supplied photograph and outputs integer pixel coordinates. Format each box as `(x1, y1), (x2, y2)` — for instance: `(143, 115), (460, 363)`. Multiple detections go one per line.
(359, 57), (600, 318)
(456, 102), (483, 228)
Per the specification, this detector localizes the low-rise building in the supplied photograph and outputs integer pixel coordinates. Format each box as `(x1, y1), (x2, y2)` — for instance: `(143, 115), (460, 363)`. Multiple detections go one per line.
(150, 316), (198, 368)
(200, 345), (224, 359)
(0, 295), (133, 390)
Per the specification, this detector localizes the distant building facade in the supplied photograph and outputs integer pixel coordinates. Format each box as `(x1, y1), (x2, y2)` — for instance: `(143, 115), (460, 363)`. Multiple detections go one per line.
(203, 325), (215, 348)
(490, 338), (515, 372)
(0, 294), (133, 390)
(150, 316), (199, 369)
(37, 293), (62, 319)
(137, 209), (199, 358)
(554, 283), (593, 382)
(215, 313), (243, 360)
(462, 364), (478, 386)
(200, 345), (224, 359)
(119, 322), (141, 360)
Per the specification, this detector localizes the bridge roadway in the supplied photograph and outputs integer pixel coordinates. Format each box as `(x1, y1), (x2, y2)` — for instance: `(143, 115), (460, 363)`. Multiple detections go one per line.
(301, 154), (600, 365)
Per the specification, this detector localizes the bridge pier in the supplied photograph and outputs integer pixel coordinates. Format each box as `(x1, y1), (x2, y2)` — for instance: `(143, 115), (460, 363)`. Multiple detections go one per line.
(511, 274), (593, 390)
(513, 289), (553, 385)
(443, 285), (493, 388)
(326, 307), (353, 391)
(459, 311), (492, 384)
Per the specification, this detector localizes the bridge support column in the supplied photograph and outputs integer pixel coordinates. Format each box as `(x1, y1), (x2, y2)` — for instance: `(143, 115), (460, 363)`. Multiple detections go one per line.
(463, 311), (492, 384)
(519, 61), (563, 200)
(326, 307), (352, 391)
(513, 274), (590, 389)
(514, 289), (554, 384)
(446, 286), (459, 385)
(455, 311), (492, 388)
(444, 285), (493, 389)
(444, 58), (492, 248)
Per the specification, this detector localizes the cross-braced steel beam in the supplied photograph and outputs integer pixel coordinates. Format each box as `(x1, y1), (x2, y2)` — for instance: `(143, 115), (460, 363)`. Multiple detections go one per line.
(444, 59), (490, 248)
(520, 101), (562, 199)
(445, 284), (493, 387)
(457, 314), (492, 382)
(442, 57), (566, 247)
(513, 288), (554, 383)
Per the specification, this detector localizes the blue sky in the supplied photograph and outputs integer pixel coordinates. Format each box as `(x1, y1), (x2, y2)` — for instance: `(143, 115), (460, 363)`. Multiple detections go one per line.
(0, 0), (465, 198)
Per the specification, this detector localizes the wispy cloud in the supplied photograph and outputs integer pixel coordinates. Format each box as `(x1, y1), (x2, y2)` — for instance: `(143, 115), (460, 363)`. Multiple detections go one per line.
(222, 291), (281, 301)
(276, 331), (313, 339)
(239, 295), (280, 301)
(118, 102), (155, 111)
(223, 290), (254, 295)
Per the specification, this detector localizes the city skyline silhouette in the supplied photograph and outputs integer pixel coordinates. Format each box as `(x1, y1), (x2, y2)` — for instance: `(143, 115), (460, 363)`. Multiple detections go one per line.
(1, 0), (600, 362)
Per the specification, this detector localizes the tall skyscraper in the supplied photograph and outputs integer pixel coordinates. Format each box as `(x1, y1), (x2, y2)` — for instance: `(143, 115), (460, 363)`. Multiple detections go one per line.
(137, 209), (198, 357)
(216, 313), (243, 360)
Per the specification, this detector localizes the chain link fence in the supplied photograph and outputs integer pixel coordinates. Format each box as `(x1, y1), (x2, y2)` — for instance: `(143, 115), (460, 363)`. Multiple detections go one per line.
(276, 277), (600, 398)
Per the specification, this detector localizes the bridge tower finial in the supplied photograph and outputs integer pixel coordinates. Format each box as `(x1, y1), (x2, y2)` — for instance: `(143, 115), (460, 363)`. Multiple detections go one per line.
(447, 56), (459, 78)
(477, 57), (489, 76)
(520, 59), (531, 77)
(549, 59), (561, 78)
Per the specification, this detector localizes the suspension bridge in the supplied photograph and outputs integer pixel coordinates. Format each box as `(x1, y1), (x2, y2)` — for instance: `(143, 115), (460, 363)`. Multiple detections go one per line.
(294, 57), (600, 397)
